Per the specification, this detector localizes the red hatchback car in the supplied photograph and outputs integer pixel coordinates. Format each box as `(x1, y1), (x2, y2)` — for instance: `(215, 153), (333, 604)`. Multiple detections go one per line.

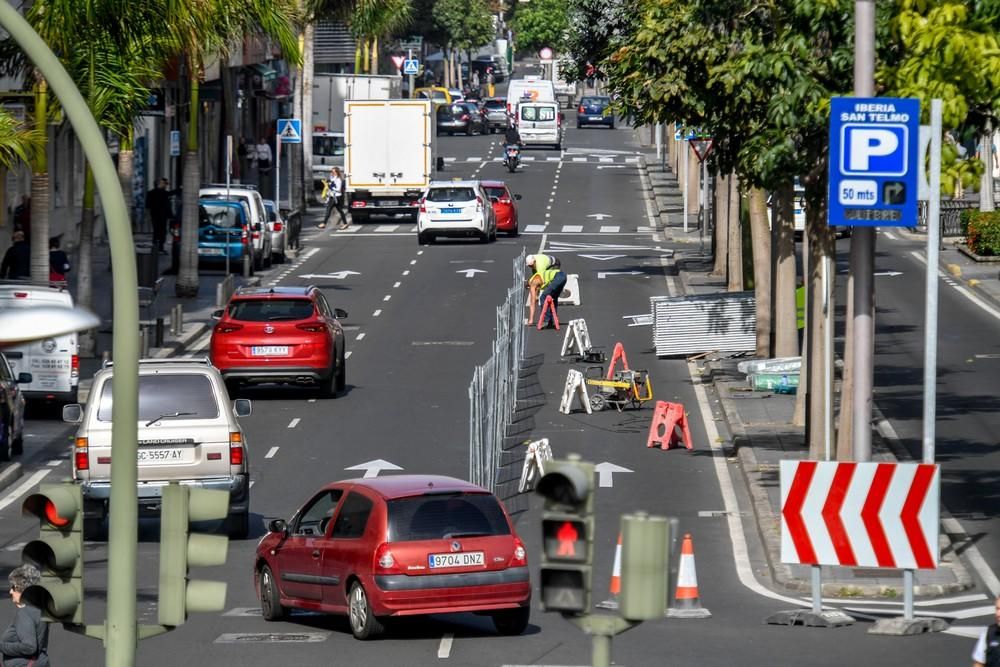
(210, 286), (347, 396)
(254, 475), (531, 639)
(482, 180), (521, 236)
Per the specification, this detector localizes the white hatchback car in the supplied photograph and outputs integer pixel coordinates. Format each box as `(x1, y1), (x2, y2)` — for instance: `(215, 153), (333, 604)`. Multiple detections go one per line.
(417, 180), (497, 245)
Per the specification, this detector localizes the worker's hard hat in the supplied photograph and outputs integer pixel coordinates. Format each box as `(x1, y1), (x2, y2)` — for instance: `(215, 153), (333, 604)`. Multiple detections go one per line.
(526, 256), (535, 266)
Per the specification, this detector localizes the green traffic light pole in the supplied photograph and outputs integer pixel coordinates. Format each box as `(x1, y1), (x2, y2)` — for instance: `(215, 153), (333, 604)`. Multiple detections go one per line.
(0, 3), (155, 664)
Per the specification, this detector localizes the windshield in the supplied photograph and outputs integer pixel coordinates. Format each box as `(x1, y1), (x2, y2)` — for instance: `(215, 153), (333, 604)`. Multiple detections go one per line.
(427, 187), (476, 203)
(484, 186), (506, 200)
(313, 135), (345, 157)
(387, 493), (511, 541)
(199, 203), (243, 229)
(227, 299), (315, 322)
(97, 374), (220, 423)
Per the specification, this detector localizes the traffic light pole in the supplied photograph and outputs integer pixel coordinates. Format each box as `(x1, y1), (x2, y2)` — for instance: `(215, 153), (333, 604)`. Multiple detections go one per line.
(0, 5), (141, 665)
(568, 614), (637, 667)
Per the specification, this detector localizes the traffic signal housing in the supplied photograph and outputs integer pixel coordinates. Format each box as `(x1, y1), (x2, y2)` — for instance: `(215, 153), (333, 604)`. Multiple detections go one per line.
(619, 512), (670, 621)
(535, 457), (594, 615)
(21, 482), (84, 625)
(158, 484), (229, 627)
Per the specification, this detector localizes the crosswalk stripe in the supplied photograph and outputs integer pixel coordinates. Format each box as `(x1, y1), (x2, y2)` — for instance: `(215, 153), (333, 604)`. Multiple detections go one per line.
(374, 225), (399, 232)
(572, 157), (587, 162)
(443, 157), (457, 162)
(562, 225), (583, 233)
(466, 156), (479, 162)
(338, 225), (360, 233)
(522, 156), (536, 161)
(547, 156), (561, 161)
(600, 225), (620, 233)
(599, 157), (614, 163)
(524, 224), (546, 233)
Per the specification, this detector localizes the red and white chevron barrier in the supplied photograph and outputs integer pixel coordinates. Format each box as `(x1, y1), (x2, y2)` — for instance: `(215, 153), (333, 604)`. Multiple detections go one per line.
(780, 461), (940, 570)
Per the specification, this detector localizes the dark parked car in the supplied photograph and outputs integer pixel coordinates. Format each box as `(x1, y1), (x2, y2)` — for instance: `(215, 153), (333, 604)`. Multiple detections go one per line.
(576, 95), (615, 129)
(0, 352), (28, 461)
(254, 475), (531, 639)
(436, 102), (487, 136)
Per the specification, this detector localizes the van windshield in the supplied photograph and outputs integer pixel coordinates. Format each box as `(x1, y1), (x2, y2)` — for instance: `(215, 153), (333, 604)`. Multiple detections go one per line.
(97, 375), (220, 423)
(521, 106), (555, 122)
(386, 492), (511, 541)
(199, 203), (243, 229)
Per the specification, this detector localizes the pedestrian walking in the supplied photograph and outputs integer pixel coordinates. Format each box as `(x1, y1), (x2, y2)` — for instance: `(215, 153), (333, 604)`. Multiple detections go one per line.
(973, 595), (1000, 667)
(0, 231), (30, 279)
(319, 166), (347, 230)
(236, 137), (251, 181)
(486, 68), (495, 97)
(1, 564), (50, 667)
(146, 177), (171, 253)
(526, 264), (567, 328)
(48, 237), (70, 283)
(256, 137), (272, 176)
(471, 70), (481, 96)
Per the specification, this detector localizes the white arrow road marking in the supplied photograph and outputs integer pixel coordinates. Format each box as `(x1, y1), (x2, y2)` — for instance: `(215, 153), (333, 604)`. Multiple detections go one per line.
(598, 271), (644, 279)
(579, 254), (626, 261)
(298, 271), (360, 280)
(586, 213), (613, 220)
(345, 459), (404, 479)
(456, 269), (488, 278)
(594, 462), (633, 488)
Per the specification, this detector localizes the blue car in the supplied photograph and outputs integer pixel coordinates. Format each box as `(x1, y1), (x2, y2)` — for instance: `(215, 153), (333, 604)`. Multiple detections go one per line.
(576, 95), (615, 129)
(197, 199), (253, 272)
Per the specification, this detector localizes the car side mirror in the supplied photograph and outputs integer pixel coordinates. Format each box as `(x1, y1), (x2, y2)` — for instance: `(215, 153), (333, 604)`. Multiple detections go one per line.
(334, 308), (348, 319)
(233, 398), (252, 417)
(16, 372), (32, 384)
(62, 404), (83, 423)
(267, 519), (288, 535)
(514, 194), (522, 201)
(211, 309), (224, 320)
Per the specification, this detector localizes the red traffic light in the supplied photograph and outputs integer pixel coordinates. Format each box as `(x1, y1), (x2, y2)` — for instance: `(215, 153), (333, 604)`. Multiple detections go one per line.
(556, 521), (578, 557)
(44, 500), (71, 528)
(542, 518), (588, 563)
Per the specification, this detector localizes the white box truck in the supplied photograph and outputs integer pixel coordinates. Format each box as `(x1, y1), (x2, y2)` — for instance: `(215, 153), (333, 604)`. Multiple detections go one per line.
(344, 99), (434, 223)
(539, 58), (576, 108)
(312, 74), (402, 187)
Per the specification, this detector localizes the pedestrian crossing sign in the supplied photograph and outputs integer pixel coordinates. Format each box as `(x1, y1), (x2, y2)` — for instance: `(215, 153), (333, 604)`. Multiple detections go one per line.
(277, 118), (302, 144)
(403, 59), (420, 76)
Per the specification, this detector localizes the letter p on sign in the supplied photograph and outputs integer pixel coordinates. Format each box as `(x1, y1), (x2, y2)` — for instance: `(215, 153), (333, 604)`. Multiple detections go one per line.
(842, 125), (907, 177)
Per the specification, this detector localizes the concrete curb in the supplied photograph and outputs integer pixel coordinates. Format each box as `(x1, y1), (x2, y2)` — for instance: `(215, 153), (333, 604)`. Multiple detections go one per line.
(0, 463), (22, 495)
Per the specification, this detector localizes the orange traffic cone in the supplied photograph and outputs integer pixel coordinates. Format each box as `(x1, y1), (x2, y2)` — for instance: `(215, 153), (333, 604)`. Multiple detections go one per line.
(596, 533), (622, 610)
(667, 533), (711, 618)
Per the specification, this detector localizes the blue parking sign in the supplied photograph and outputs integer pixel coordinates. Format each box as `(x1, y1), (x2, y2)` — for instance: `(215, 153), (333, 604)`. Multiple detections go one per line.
(828, 97), (920, 227)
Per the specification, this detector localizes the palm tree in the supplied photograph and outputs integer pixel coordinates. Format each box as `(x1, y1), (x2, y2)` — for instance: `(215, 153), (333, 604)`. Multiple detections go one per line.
(0, 107), (41, 169)
(167, 0), (301, 298)
(351, 0), (412, 74)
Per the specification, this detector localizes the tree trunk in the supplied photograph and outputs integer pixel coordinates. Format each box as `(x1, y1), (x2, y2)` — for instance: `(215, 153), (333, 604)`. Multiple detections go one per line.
(370, 37), (379, 75)
(773, 183), (798, 357)
(30, 79), (49, 284)
(77, 167), (97, 357)
(355, 43), (363, 74)
(117, 145), (134, 229)
(176, 75), (201, 298)
(748, 187), (772, 357)
(726, 172), (742, 291)
(981, 119), (995, 212)
(806, 192), (835, 460)
(300, 23), (315, 209)
(712, 171), (727, 276)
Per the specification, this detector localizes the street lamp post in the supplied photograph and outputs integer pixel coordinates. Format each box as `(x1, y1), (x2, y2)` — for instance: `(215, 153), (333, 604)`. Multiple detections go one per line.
(0, 4), (141, 666)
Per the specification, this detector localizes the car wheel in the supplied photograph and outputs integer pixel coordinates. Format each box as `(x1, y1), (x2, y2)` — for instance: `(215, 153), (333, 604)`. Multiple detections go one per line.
(272, 250), (285, 265)
(259, 565), (287, 621)
(418, 232), (430, 246)
(335, 350), (346, 392)
(479, 231), (490, 244)
(576, 123), (581, 129)
(227, 511), (250, 540)
(490, 227), (497, 242)
(349, 581), (385, 640)
(0, 422), (11, 462)
(609, 120), (615, 129)
(492, 607), (530, 635)
(321, 365), (339, 399)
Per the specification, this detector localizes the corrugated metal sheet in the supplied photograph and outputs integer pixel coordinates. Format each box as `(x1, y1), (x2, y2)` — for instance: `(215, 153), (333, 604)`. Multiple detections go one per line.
(314, 21), (357, 65)
(652, 292), (756, 356)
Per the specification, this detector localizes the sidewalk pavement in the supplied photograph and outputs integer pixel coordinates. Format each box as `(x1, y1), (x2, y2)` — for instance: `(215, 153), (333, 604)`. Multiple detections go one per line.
(633, 135), (976, 597)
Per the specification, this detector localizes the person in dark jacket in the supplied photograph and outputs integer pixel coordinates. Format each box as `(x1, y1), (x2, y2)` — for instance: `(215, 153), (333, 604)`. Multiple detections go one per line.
(48, 237), (70, 283)
(1, 564), (50, 666)
(1, 231), (31, 279)
(146, 178), (171, 253)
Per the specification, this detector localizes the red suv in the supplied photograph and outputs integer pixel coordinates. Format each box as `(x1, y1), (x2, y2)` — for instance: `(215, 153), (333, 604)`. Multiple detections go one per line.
(210, 286), (347, 396)
(254, 475), (531, 639)
(481, 181), (521, 236)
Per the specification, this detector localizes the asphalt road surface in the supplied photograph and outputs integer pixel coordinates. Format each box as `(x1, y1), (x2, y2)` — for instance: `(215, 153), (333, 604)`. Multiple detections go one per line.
(0, 120), (978, 665)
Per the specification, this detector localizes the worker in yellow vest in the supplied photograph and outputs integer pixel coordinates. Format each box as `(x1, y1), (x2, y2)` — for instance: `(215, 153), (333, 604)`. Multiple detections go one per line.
(527, 264), (567, 328)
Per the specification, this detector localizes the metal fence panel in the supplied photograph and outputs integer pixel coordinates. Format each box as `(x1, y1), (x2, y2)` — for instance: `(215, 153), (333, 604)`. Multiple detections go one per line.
(652, 292), (756, 356)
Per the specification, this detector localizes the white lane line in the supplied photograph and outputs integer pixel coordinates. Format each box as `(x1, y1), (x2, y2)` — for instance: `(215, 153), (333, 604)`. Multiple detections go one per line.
(357, 333), (366, 341)
(383, 295), (391, 302)
(393, 281), (401, 288)
(402, 270), (410, 276)
(882, 231), (898, 241)
(373, 309), (382, 317)
(525, 224), (546, 233)
(465, 156), (479, 162)
(265, 447), (279, 459)
(437, 633), (453, 658)
(46, 460), (61, 467)
(910, 250), (1000, 322)
(562, 225), (583, 233)
(600, 226), (620, 233)
(375, 225), (399, 232)
(2, 542), (26, 552)
(410, 259), (417, 265)
(0, 470), (51, 512)
(546, 156), (560, 161)
(943, 517), (1000, 597)
(480, 161), (487, 169)
(287, 418), (300, 429)
(345, 351), (353, 359)
(249, 480), (256, 488)
(303, 248), (320, 259)
(308, 398), (316, 403)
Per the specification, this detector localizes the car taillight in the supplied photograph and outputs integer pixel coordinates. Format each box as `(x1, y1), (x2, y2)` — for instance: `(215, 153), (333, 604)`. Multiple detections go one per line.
(71, 354), (79, 380)
(460, 114), (470, 121)
(229, 432), (244, 466)
(215, 322), (243, 334)
(273, 222), (283, 232)
(578, 105), (585, 114)
(476, 195), (483, 211)
(75, 437), (89, 471)
(510, 536), (527, 567)
(351, 200), (367, 209)
(499, 197), (511, 205)
(374, 543), (402, 574)
(296, 322), (325, 333)
(419, 198), (427, 213)
(252, 231), (260, 240)
(13, 292), (28, 298)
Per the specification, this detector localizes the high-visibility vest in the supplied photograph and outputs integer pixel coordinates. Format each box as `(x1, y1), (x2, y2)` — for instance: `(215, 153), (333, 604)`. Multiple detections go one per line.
(530, 254), (551, 274)
(534, 267), (560, 289)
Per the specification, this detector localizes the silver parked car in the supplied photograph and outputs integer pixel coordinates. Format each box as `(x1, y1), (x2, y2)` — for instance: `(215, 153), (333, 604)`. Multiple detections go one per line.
(263, 199), (287, 264)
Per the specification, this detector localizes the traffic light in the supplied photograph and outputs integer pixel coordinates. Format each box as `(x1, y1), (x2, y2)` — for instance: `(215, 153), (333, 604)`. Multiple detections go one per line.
(20, 482), (84, 624)
(535, 457), (594, 615)
(158, 483), (229, 626)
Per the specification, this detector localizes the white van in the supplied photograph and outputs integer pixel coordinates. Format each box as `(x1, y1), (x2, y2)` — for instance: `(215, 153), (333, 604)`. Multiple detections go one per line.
(518, 101), (562, 150)
(0, 282), (80, 403)
(506, 77), (556, 117)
